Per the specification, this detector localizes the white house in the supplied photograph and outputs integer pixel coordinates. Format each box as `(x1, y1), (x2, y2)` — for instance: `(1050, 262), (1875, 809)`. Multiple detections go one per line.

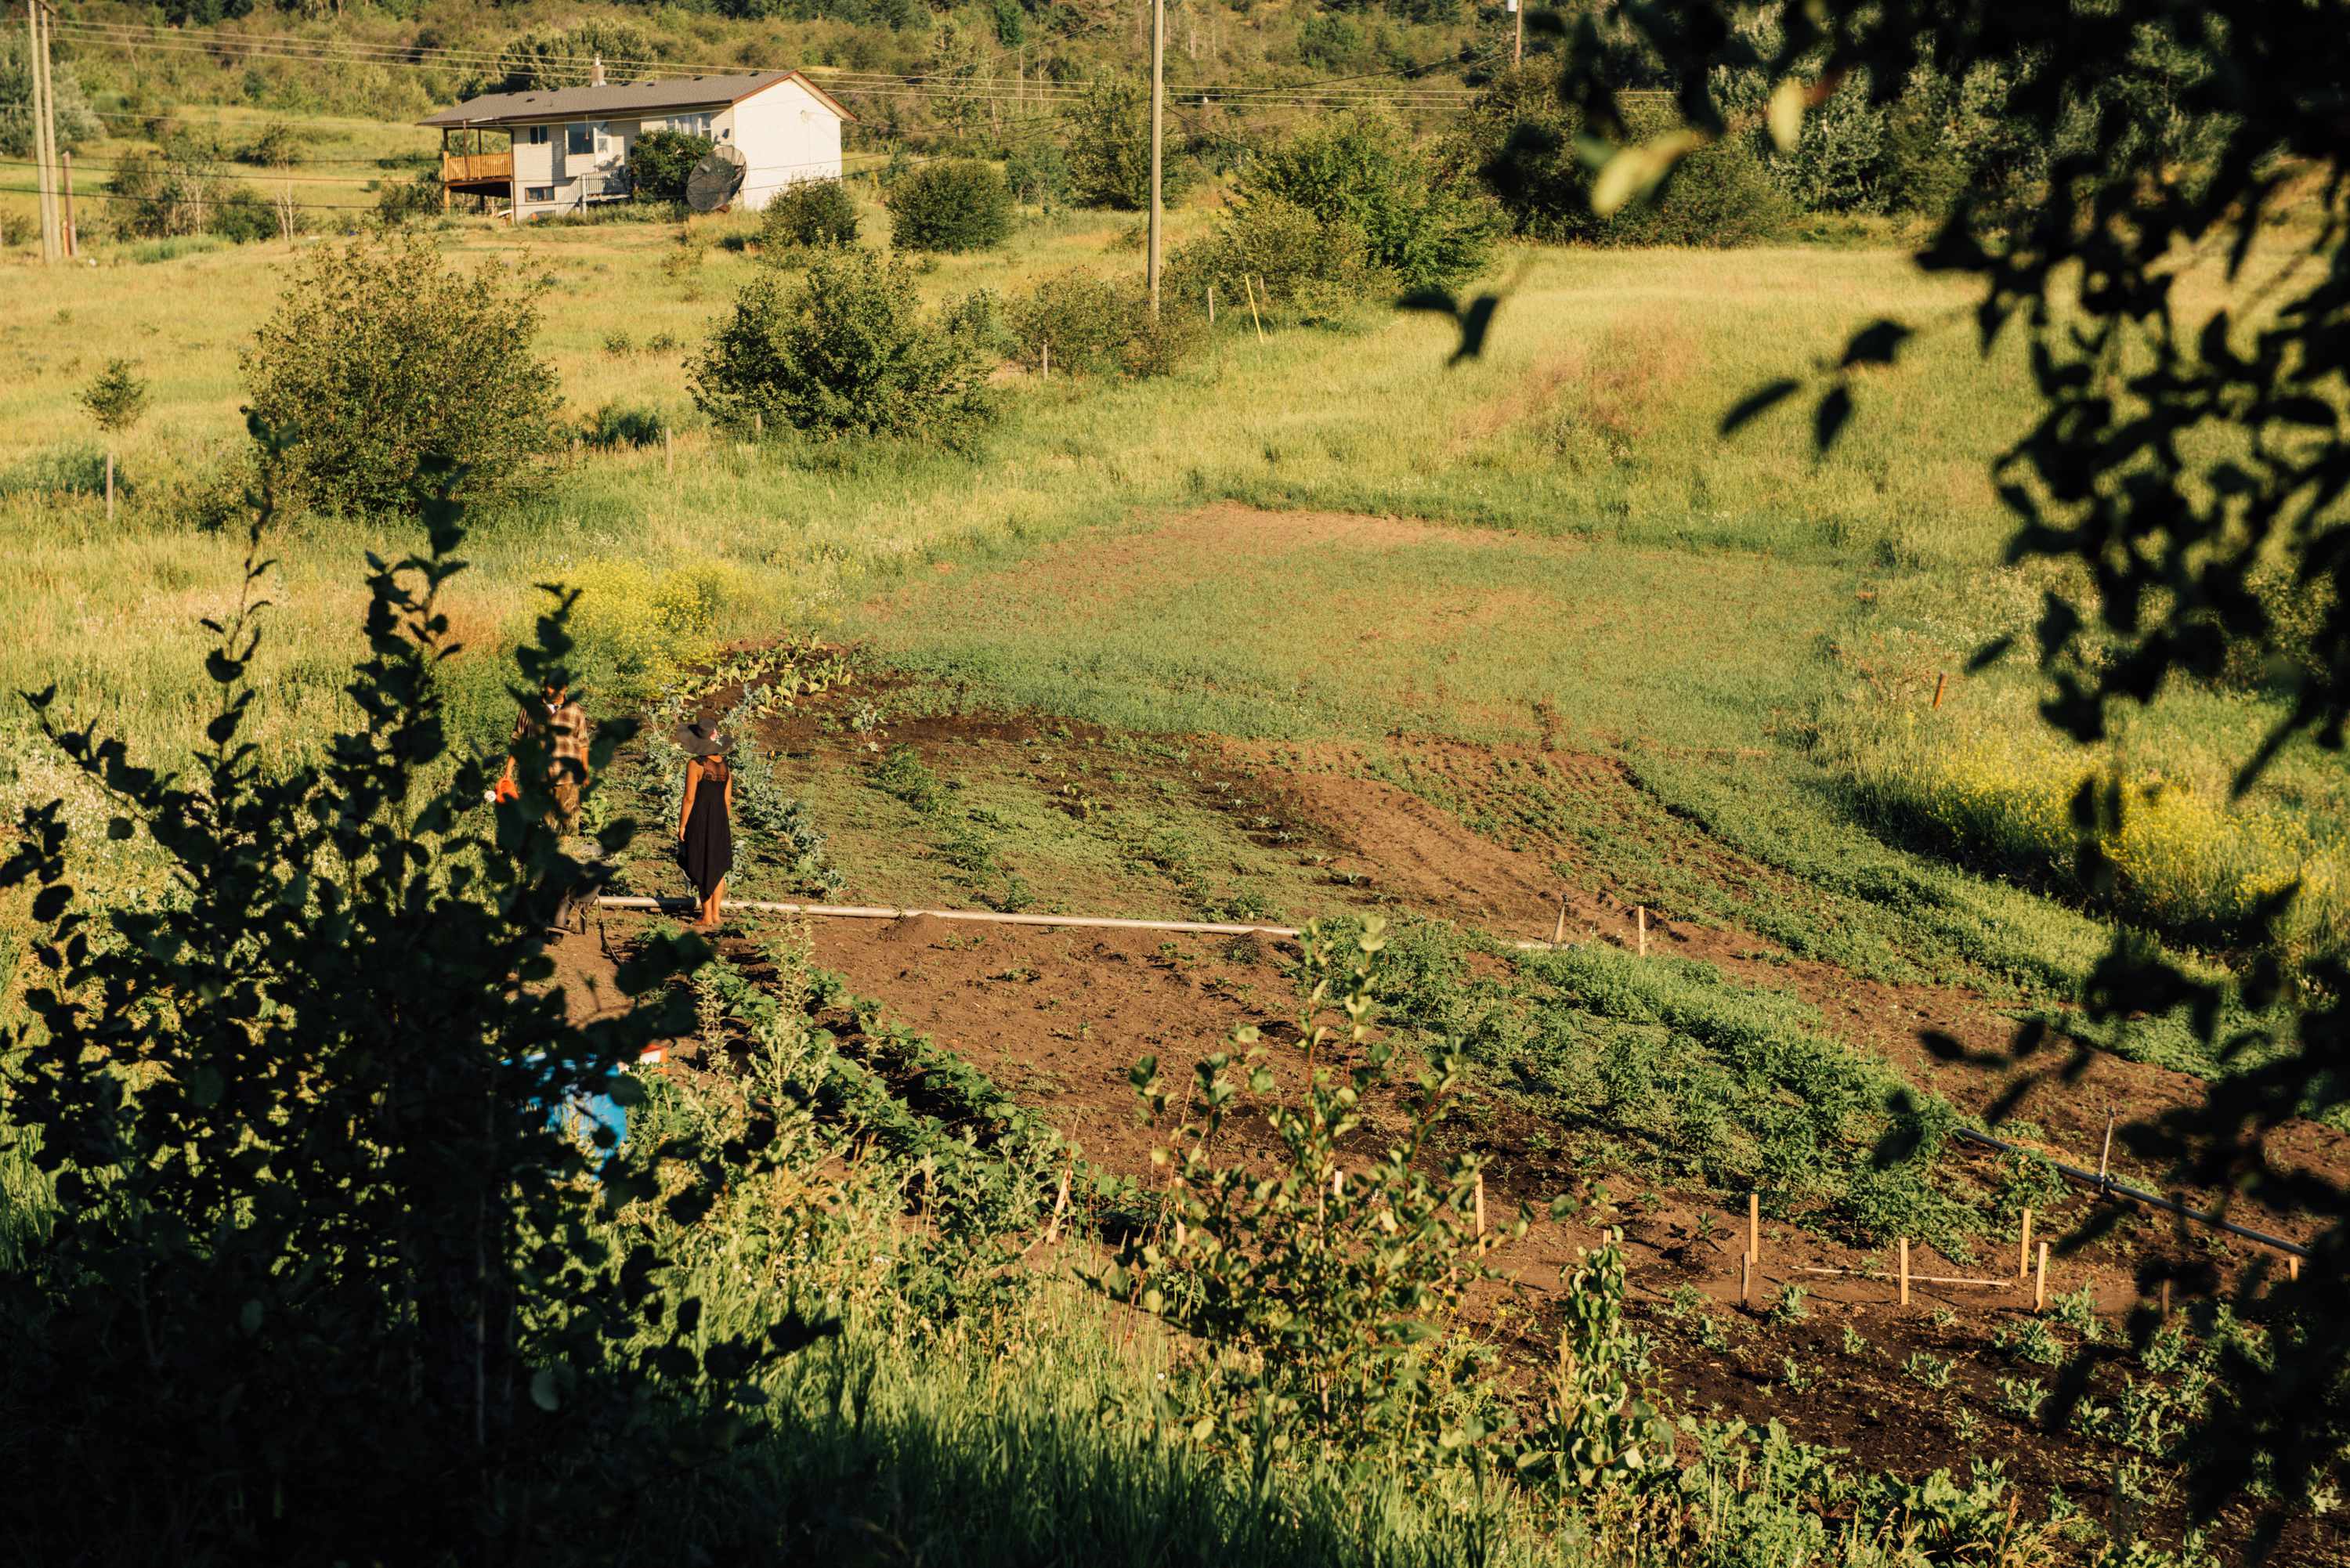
(420, 68), (854, 222)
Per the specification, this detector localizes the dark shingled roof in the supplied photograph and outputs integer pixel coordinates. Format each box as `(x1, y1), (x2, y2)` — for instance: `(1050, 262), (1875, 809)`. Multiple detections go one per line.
(418, 70), (850, 128)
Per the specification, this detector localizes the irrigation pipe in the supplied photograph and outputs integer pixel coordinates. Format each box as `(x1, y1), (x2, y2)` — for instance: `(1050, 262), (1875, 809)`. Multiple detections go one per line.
(595, 894), (1305, 939)
(595, 895), (1579, 948)
(1950, 1126), (2312, 1261)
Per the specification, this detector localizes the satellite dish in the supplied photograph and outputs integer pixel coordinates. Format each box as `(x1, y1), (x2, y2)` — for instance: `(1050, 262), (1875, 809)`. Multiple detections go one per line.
(685, 145), (748, 212)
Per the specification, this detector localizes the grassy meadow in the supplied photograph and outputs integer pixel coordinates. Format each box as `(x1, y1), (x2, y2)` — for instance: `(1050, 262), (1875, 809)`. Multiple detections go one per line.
(3, 167), (2344, 1024)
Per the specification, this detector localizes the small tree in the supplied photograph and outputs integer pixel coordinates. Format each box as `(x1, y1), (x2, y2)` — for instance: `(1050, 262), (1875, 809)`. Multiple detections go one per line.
(1233, 113), (1498, 293)
(629, 128), (712, 204)
(1061, 77), (1195, 210)
(690, 248), (996, 445)
(0, 490), (833, 1560)
(886, 158), (1013, 253)
(759, 177), (860, 252)
(241, 233), (562, 517)
(79, 358), (147, 523)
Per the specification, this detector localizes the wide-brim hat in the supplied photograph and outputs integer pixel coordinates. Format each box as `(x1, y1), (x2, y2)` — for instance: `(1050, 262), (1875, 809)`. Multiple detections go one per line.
(671, 718), (734, 757)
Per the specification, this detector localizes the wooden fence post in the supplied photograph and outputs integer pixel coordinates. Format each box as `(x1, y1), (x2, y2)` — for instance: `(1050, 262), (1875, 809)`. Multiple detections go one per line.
(1898, 1238), (1911, 1306)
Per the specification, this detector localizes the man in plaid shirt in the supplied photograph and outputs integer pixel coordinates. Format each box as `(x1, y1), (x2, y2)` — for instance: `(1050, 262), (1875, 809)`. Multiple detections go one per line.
(502, 679), (591, 836)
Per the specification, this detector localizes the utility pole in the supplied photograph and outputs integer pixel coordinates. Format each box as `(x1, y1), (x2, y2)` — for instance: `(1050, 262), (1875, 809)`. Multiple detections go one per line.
(1147, 0), (1164, 319)
(27, 0), (60, 263)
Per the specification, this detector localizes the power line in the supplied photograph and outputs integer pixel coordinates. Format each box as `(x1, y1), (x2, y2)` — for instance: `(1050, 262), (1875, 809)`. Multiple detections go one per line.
(47, 16), (1485, 110)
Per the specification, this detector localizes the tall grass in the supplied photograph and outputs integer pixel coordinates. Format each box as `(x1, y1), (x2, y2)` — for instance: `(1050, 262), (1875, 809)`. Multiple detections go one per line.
(1841, 707), (2348, 954)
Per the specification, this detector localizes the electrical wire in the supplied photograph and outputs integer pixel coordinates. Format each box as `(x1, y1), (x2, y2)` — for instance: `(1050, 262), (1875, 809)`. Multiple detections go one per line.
(45, 16), (1488, 110)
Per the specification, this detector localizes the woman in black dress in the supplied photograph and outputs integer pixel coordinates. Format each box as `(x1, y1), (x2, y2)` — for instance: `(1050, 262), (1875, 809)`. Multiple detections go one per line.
(673, 718), (736, 930)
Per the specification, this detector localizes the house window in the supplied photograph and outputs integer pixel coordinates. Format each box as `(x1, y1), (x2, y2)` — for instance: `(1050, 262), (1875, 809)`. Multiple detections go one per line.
(670, 113), (711, 138)
(526, 126), (548, 145)
(525, 186), (555, 203)
(566, 121), (609, 157)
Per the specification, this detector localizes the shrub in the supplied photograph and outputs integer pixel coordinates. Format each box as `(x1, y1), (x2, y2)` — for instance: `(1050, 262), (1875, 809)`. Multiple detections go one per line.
(887, 158), (1013, 253)
(0, 518), (826, 1562)
(630, 128), (713, 203)
(241, 233), (562, 517)
(1230, 112), (1497, 292)
(211, 186), (278, 244)
(1060, 78), (1195, 211)
(1166, 195), (1388, 323)
(690, 248), (996, 445)
(1005, 268), (1128, 373)
(941, 287), (1017, 358)
(1458, 67), (1792, 246)
(376, 168), (442, 226)
(233, 120), (303, 168)
(580, 401), (666, 450)
(1001, 269), (1202, 379)
(760, 176), (860, 251)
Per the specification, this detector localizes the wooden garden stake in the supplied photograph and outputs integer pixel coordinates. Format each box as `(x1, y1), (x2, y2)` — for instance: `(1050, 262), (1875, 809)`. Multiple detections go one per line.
(2035, 1241), (2049, 1312)
(2098, 1107), (2116, 1189)
(1474, 1173), (1486, 1236)
(1637, 905), (1648, 957)
(1246, 275), (1265, 342)
(1932, 672), (1947, 710)
(2290, 1255), (2301, 1283)
(1207, 284), (1215, 325)
(1898, 1239), (1911, 1306)
(1748, 1192), (1760, 1265)
(2019, 1208), (2033, 1278)
(1042, 1158), (1073, 1246)
(1740, 1253), (1752, 1306)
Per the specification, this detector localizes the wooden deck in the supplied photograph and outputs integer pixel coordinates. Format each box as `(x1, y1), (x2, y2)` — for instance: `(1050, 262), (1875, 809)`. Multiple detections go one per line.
(440, 150), (513, 194)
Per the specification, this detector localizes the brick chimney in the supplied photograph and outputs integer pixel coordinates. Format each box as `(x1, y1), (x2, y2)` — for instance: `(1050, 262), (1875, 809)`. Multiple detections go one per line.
(591, 54), (606, 86)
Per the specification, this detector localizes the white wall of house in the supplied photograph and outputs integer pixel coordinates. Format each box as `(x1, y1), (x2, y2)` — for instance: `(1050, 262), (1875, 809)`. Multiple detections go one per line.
(718, 78), (844, 211)
(495, 79), (841, 222)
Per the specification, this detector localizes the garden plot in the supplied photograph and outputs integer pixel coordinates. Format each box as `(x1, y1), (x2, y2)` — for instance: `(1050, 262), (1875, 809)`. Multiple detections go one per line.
(559, 648), (2350, 1562)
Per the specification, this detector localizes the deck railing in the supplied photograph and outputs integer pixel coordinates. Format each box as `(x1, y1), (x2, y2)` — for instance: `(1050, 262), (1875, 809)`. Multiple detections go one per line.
(440, 150), (514, 185)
